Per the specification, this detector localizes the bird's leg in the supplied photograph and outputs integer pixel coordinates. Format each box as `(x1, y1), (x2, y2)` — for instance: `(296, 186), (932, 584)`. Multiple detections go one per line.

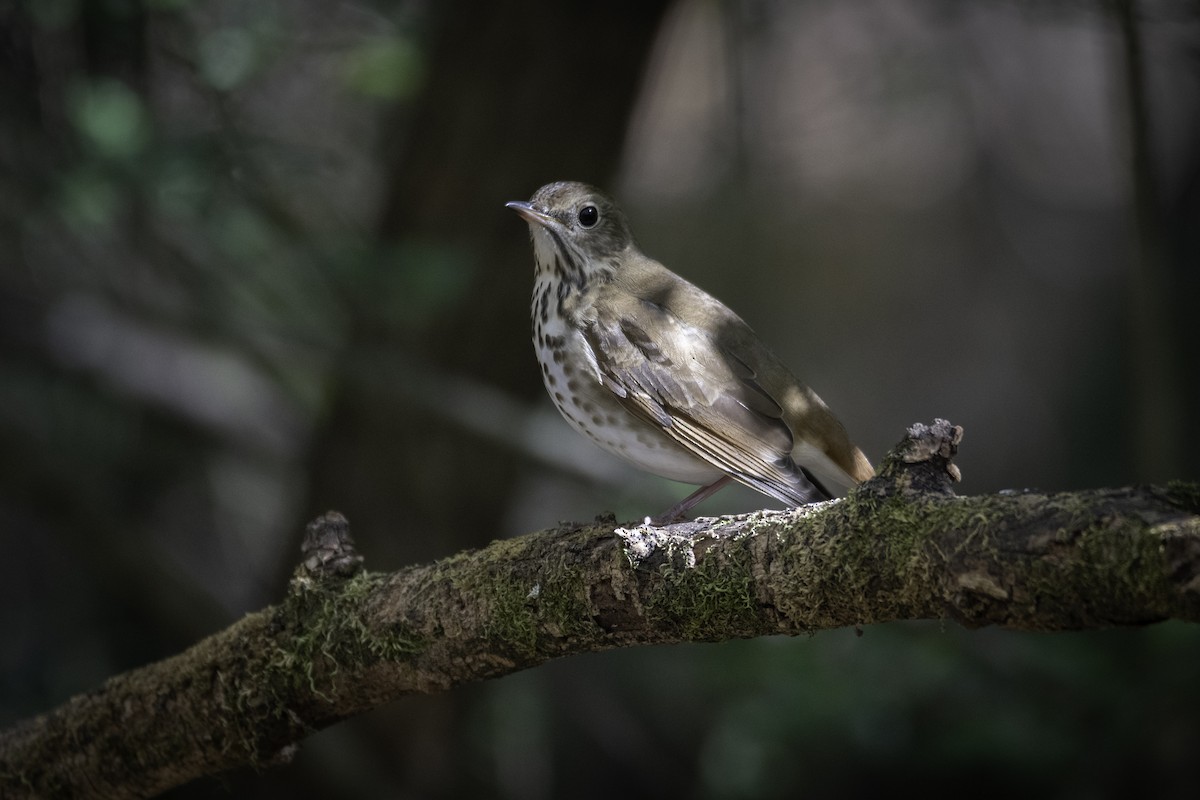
(649, 475), (735, 525)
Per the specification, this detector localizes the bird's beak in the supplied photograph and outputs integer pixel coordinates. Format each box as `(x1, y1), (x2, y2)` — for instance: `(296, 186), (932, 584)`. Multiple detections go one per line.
(506, 200), (556, 228)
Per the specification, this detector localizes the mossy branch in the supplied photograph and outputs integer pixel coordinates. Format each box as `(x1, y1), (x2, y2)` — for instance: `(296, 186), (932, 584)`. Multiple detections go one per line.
(2, 420), (1198, 798)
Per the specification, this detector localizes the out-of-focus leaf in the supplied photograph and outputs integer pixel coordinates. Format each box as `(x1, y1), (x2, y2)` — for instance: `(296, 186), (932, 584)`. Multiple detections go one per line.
(58, 168), (124, 232)
(341, 36), (424, 100)
(151, 156), (213, 219)
(67, 79), (149, 159)
(381, 241), (475, 329)
(212, 204), (277, 261)
(199, 27), (260, 90)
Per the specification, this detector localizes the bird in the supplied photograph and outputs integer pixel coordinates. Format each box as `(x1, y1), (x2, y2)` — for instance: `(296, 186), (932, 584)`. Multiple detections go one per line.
(506, 181), (873, 523)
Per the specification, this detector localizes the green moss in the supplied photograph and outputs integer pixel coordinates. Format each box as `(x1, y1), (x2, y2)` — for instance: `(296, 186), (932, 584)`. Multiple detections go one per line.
(264, 572), (428, 704)
(207, 571), (434, 765)
(1025, 514), (1172, 627)
(644, 539), (765, 641)
(799, 488), (1183, 630)
(536, 568), (601, 640)
(761, 491), (1052, 628)
(477, 574), (541, 656)
(473, 571), (597, 657)
(443, 535), (599, 659)
(787, 494), (938, 623)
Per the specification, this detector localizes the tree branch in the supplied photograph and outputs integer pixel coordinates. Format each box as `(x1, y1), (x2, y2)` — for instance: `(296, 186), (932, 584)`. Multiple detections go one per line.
(2, 421), (1198, 798)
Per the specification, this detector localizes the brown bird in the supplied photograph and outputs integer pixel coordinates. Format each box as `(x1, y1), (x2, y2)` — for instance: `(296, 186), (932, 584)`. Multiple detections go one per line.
(507, 181), (873, 522)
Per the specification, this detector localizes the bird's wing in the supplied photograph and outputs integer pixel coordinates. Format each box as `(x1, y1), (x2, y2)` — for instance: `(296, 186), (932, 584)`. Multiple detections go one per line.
(583, 300), (827, 506)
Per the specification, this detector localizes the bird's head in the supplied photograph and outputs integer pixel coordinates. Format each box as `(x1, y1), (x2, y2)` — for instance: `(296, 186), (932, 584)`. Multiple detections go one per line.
(507, 181), (635, 286)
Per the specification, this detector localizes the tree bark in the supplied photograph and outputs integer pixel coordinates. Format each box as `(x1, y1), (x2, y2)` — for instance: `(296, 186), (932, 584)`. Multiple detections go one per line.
(2, 420), (1198, 798)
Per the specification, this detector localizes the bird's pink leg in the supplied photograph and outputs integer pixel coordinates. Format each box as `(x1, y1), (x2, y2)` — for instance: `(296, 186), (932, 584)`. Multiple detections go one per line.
(649, 475), (735, 525)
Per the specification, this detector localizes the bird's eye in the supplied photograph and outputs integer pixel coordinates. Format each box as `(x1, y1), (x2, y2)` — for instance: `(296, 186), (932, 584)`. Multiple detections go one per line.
(577, 205), (599, 228)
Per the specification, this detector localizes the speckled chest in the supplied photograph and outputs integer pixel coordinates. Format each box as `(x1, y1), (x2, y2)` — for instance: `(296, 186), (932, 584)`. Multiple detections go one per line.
(530, 275), (618, 440)
(529, 274), (722, 485)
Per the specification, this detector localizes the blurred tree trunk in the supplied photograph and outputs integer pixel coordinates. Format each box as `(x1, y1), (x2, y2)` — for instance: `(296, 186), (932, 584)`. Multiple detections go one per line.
(292, 3), (672, 794)
(300, 2), (672, 566)
(1110, 0), (1189, 482)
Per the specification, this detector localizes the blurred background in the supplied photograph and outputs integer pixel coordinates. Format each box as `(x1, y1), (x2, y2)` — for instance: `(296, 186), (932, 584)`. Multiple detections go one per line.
(2, 0), (1199, 797)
